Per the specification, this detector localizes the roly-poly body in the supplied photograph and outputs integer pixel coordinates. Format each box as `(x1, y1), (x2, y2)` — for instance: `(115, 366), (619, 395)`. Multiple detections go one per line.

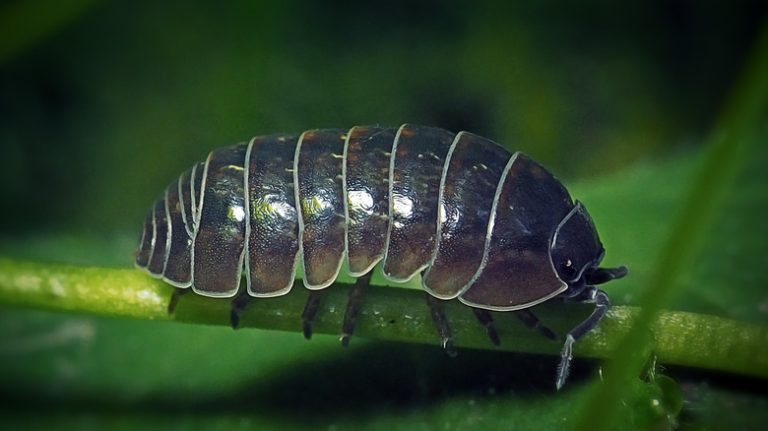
(135, 124), (627, 389)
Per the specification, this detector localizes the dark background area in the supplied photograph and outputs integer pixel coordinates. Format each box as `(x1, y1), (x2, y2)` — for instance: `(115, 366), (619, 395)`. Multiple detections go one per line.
(0, 0), (765, 234)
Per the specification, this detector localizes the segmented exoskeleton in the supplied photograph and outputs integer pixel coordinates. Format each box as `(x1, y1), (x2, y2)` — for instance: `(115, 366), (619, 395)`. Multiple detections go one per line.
(135, 124), (627, 389)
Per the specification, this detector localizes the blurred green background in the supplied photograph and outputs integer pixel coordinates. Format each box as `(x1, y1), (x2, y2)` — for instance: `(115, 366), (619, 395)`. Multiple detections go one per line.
(1, 0), (767, 430)
(1, 0), (765, 233)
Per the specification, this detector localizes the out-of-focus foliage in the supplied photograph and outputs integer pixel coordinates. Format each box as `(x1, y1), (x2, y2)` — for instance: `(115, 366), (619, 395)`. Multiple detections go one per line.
(1, 0), (764, 232)
(1, 0), (767, 430)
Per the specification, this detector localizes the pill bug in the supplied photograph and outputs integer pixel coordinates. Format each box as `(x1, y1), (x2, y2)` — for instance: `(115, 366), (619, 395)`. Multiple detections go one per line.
(135, 124), (627, 389)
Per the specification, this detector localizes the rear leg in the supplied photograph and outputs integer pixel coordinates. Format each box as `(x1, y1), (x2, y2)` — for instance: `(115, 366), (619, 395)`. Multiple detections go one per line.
(426, 294), (458, 357)
(301, 290), (325, 340)
(167, 287), (189, 314)
(340, 272), (372, 347)
(472, 308), (500, 346)
(513, 309), (558, 340)
(556, 287), (611, 390)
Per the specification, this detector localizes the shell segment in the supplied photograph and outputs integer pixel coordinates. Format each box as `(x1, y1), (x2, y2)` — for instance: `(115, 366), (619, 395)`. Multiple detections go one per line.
(383, 124), (455, 281)
(294, 129), (347, 289)
(191, 144), (248, 297)
(343, 126), (396, 276)
(147, 198), (170, 276)
(460, 153), (574, 310)
(162, 179), (192, 287)
(423, 132), (511, 298)
(191, 161), (205, 230)
(135, 210), (154, 268)
(245, 134), (301, 296)
(178, 168), (195, 237)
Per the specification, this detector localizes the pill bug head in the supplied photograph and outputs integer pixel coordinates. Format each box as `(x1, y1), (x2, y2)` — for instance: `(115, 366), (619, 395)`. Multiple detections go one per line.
(550, 200), (627, 296)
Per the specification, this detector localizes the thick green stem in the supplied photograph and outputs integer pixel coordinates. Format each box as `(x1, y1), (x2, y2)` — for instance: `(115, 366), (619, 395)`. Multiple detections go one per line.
(0, 258), (766, 379)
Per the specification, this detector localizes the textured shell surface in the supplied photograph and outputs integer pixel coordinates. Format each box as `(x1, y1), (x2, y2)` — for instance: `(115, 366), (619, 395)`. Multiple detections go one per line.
(136, 124), (603, 311)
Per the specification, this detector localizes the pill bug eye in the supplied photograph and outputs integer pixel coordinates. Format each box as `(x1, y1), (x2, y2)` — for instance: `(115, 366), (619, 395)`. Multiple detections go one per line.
(134, 124), (627, 390)
(560, 259), (577, 280)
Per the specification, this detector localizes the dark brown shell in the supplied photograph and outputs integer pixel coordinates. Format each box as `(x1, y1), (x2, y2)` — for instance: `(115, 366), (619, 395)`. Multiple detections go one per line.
(136, 124), (604, 311)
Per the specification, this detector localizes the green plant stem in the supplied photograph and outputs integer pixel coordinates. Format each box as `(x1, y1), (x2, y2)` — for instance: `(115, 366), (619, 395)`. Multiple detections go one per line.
(574, 17), (768, 431)
(1, 258), (766, 379)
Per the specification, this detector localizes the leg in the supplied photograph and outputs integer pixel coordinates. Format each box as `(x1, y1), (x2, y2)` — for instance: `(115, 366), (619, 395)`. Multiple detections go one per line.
(513, 309), (558, 340)
(167, 287), (189, 314)
(301, 290), (325, 340)
(340, 272), (372, 347)
(426, 294), (457, 357)
(556, 288), (611, 390)
(472, 308), (500, 346)
(585, 266), (628, 285)
(230, 290), (251, 329)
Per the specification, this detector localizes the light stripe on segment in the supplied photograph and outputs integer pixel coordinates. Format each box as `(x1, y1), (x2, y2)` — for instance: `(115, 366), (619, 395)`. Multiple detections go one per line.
(191, 161), (205, 232)
(190, 163), (199, 226)
(189, 156), (209, 292)
(463, 152), (518, 293)
(459, 153), (573, 311)
(161, 187), (173, 276)
(293, 131), (306, 286)
(422, 132), (512, 299)
(243, 137), (255, 294)
(383, 124), (406, 281)
(148, 206), (157, 269)
(382, 124), (455, 282)
(137, 217), (146, 262)
(191, 145), (248, 297)
(178, 169), (194, 237)
(384, 125), (403, 277)
(430, 131), (461, 274)
(341, 127), (352, 276)
(135, 210), (154, 268)
(147, 198), (169, 277)
(293, 129), (347, 289)
(162, 179), (193, 288)
(244, 134), (301, 297)
(343, 126), (396, 277)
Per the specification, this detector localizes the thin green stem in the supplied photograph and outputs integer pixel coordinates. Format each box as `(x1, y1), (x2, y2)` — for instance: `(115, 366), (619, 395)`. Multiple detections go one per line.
(574, 18), (768, 431)
(1, 258), (766, 379)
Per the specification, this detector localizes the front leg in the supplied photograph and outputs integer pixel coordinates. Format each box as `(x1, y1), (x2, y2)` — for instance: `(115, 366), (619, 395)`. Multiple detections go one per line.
(556, 287), (611, 390)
